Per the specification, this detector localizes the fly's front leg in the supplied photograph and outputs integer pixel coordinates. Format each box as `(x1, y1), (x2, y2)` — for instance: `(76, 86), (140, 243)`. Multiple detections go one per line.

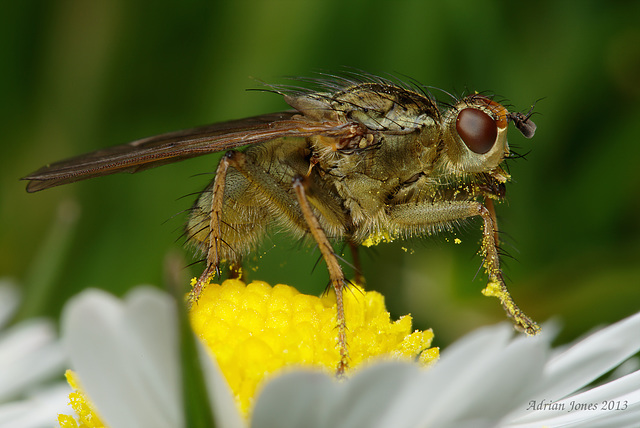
(389, 201), (540, 336)
(484, 198), (500, 252)
(293, 176), (349, 375)
(475, 202), (540, 335)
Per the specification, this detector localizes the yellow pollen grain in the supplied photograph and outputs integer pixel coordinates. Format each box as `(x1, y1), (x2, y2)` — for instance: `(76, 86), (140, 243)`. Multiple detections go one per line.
(362, 230), (395, 247)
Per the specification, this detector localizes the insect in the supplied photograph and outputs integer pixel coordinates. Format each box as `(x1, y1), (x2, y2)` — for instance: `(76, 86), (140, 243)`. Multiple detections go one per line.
(23, 75), (540, 372)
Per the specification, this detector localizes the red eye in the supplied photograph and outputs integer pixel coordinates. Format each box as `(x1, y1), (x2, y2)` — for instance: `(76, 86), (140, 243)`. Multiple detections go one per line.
(456, 108), (498, 154)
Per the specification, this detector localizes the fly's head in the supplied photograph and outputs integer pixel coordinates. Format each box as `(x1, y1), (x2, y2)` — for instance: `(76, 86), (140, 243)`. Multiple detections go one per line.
(440, 94), (513, 179)
(442, 94), (535, 181)
(435, 94), (537, 199)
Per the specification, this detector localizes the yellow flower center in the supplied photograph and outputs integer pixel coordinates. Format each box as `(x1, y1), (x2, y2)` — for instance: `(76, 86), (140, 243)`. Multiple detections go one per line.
(190, 279), (438, 415)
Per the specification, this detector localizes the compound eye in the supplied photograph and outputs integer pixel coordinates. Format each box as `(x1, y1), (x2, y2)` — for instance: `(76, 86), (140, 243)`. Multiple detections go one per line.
(456, 108), (498, 154)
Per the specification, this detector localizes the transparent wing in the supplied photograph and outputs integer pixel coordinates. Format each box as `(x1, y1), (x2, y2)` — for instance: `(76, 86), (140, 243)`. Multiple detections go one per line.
(23, 111), (358, 192)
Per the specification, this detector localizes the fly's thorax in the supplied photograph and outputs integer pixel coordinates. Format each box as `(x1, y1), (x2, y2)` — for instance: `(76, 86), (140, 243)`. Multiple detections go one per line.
(329, 83), (439, 132)
(289, 83), (442, 181)
(286, 82), (439, 134)
(440, 94), (511, 175)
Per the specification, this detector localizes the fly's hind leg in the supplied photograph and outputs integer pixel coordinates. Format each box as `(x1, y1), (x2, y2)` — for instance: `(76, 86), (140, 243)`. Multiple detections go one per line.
(389, 200), (540, 336)
(188, 149), (308, 304)
(293, 176), (349, 375)
(188, 152), (235, 305)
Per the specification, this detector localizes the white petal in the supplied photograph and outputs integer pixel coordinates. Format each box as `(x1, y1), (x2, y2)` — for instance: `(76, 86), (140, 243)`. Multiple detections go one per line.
(0, 382), (70, 428)
(502, 312), (640, 426)
(325, 362), (421, 428)
(122, 287), (182, 417)
(0, 319), (66, 401)
(506, 368), (640, 427)
(555, 369), (640, 428)
(411, 330), (547, 427)
(536, 311), (640, 399)
(252, 369), (336, 428)
(62, 287), (183, 428)
(381, 322), (517, 427)
(503, 310), (640, 428)
(197, 343), (247, 428)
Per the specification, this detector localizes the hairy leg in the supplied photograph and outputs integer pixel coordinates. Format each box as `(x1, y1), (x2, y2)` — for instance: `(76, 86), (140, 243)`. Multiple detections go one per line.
(389, 200), (540, 335)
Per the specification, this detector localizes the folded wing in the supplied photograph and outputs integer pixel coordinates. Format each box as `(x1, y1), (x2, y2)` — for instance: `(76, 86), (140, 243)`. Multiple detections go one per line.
(23, 112), (358, 192)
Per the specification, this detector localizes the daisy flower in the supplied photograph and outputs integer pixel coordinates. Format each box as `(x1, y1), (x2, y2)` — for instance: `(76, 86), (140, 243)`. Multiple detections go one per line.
(58, 279), (640, 427)
(58, 279), (436, 427)
(0, 280), (69, 428)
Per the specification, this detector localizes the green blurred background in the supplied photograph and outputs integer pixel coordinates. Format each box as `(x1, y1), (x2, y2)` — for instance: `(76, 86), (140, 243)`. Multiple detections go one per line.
(2, 1), (639, 347)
